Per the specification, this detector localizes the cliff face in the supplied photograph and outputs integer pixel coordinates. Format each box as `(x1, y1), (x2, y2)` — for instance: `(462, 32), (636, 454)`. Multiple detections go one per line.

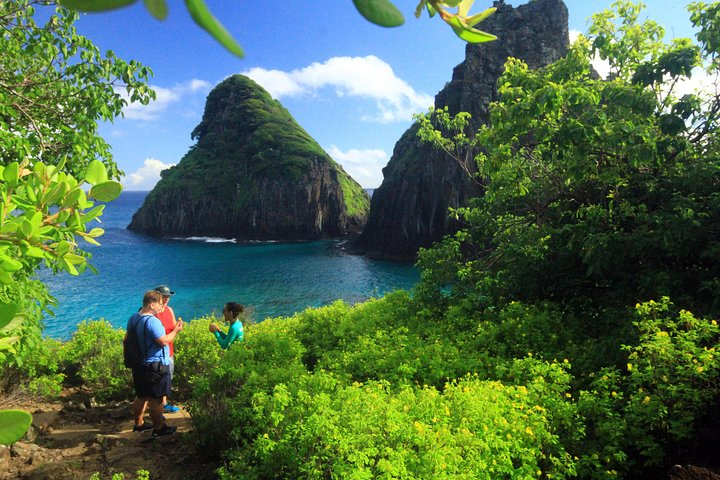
(355, 0), (569, 260)
(128, 75), (369, 240)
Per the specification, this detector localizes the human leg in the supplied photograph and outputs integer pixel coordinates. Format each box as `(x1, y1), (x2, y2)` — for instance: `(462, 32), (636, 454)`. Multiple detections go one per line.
(131, 367), (153, 430)
(163, 356), (180, 412)
(132, 396), (147, 425)
(148, 397), (165, 427)
(149, 367), (176, 436)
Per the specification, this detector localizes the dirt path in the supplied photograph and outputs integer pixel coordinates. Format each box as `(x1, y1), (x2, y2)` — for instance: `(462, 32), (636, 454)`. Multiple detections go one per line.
(0, 390), (218, 480)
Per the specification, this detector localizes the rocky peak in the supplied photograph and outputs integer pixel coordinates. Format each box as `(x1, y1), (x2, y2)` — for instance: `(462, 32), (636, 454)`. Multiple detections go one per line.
(128, 75), (369, 240)
(355, 0), (569, 260)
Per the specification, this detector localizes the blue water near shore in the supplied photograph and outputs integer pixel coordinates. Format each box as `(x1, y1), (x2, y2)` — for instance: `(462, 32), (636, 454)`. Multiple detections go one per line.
(40, 191), (419, 340)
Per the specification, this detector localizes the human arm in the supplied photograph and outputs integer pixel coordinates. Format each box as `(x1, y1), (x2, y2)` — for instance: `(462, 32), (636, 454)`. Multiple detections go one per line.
(213, 321), (243, 350)
(155, 318), (183, 346)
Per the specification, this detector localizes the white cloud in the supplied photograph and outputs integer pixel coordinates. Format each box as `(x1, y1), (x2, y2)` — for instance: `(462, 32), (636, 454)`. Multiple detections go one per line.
(189, 79), (212, 92)
(569, 30), (719, 97)
(118, 79), (212, 121)
(674, 67), (718, 98)
(122, 158), (175, 191)
(325, 145), (389, 188)
(570, 29), (611, 79)
(243, 56), (434, 123)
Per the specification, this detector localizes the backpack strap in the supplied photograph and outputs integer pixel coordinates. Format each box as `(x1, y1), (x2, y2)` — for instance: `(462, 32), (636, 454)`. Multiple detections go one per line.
(133, 314), (152, 364)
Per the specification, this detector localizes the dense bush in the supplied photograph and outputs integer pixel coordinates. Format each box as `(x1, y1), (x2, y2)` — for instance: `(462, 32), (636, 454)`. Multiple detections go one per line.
(59, 320), (131, 401)
(188, 313), (308, 454)
(9, 294), (719, 480)
(17, 336), (65, 399)
(172, 316), (223, 398)
(218, 371), (578, 480)
(576, 299), (720, 478)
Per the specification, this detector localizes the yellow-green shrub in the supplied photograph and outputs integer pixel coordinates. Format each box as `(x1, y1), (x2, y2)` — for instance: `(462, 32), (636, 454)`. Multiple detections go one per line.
(60, 320), (131, 401)
(221, 371), (578, 479)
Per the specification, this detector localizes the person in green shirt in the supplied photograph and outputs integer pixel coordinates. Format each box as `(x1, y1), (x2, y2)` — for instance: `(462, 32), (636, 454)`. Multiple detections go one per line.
(209, 301), (244, 349)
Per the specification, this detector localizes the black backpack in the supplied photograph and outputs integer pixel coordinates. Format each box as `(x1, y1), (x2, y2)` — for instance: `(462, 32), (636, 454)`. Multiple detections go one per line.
(123, 314), (150, 368)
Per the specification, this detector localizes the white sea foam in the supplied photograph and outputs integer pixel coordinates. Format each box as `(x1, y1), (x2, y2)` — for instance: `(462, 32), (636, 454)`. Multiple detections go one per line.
(173, 236), (237, 243)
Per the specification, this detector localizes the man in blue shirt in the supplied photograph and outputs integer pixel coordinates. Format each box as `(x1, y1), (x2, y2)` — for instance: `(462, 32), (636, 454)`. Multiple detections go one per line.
(126, 290), (184, 437)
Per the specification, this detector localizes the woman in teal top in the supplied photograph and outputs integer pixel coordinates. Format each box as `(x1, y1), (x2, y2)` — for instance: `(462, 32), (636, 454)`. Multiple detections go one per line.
(209, 302), (244, 349)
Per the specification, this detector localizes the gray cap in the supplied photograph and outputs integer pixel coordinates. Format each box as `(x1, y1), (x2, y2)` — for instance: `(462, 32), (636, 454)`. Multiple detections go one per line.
(154, 285), (175, 296)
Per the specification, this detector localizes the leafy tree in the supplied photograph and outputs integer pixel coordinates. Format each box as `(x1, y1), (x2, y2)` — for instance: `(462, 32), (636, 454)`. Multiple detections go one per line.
(416, 0), (720, 320)
(0, 0), (153, 443)
(58, 0), (498, 58)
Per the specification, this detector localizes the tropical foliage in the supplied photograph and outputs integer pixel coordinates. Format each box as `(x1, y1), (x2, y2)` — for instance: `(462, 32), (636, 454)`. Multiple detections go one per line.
(417, 0), (720, 318)
(5, 0), (720, 478)
(0, 0), (153, 443)
(177, 1), (720, 477)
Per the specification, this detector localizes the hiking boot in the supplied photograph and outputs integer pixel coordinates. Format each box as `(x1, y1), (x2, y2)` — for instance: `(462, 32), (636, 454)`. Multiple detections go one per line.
(152, 424), (177, 438)
(132, 422), (154, 432)
(163, 404), (180, 413)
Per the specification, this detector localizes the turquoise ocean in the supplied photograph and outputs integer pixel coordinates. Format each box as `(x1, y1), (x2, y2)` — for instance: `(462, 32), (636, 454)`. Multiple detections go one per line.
(40, 191), (419, 339)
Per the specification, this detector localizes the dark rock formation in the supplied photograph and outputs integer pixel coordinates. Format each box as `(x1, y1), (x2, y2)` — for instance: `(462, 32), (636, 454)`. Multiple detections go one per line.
(355, 0), (569, 260)
(669, 465), (720, 480)
(128, 75), (369, 240)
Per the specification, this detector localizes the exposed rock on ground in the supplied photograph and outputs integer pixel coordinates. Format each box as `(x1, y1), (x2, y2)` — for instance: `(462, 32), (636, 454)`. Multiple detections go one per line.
(0, 390), (215, 480)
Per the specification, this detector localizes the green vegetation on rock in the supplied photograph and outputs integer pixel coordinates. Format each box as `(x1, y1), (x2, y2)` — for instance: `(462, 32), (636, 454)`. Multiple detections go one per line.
(130, 74), (369, 239)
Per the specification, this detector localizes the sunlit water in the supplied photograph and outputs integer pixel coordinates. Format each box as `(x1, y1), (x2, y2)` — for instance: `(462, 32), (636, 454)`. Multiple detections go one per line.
(40, 191), (418, 339)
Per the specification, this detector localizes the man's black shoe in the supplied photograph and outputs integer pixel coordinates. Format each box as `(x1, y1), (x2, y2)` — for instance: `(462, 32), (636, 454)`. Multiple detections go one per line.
(152, 424), (177, 438)
(133, 422), (153, 432)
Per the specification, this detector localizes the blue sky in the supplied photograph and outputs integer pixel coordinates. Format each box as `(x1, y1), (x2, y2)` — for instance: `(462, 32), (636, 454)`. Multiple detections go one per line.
(50, 1), (700, 189)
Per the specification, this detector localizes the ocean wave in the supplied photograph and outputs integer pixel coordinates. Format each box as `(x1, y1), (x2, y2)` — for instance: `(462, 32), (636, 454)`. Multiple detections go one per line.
(173, 236), (237, 243)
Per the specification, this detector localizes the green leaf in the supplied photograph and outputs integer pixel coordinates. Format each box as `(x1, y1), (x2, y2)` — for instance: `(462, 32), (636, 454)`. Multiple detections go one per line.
(63, 253), (87, 265)
(0, 314), (25, 334)
(19, 219), (34, 239)
(63, 187), (84, 208)
(88, 181), (123, 202)
(142, 0), (168, 19)
(414, 0), (425, 18)
(0, 410), (32, 445)
(81, 205), (106, 223)
(465, 6), (496, 27)
(44, 182), (70, 206)
(81, 235), (101, 246)
(0, 303), (19, 331)
(352, 0), (405, 27)
(59, 0), (137, 12)
(0, 255), (23, 272)
(28, 211), (42, 231)
(21, 244), (45, 259)
(3, 162), (19, 187)
(84, 160), (109, 185)
(458, 0), (474, 17)
(446, 16), (496, 43)
(32, 162), (46, 181)
(62, 257), (80, 275)
(0, 336), (20, 351)
(184, 0), (245, 57)
(56, 241), (71, 256)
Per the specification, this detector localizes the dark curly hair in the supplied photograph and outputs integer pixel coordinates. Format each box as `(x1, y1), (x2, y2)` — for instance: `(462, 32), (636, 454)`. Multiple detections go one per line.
(224, 301), (244, 318)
